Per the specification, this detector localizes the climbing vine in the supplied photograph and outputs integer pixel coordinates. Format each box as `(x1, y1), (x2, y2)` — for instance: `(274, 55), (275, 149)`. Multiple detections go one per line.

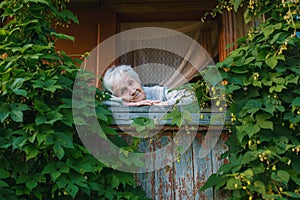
(201, 0), (300, 199)
(0, 0), (148, 199)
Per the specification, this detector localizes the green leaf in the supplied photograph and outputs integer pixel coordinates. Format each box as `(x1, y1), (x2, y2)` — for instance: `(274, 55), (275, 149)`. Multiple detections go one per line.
(243, 8), (253, 24)
(56, 132), (74, 149)
(226, 85), (241, 93)
(242, 99), (262, 115)
(203, 66), (223, 86)
(35, 111), (64, 125)
(262, 25), (275, 37)
(243, 169), (254, 178)
(12, 136), (27, 149)
(105, 190), (114, 200)
(32, 79), (62, 92)
(244, 56), (255, 64)
(266, 57), (278, 69)
(285, 74), (299, 85)
(233, 56), (245, 66)
(10, 111), (23, 122)
(236, 123), (260, 143)
(12, 89), (27, 96)
(272, 170), (290, 184)
(252, 80), (262, 88)
(57, 162), (70, 174)
(261, 101), (277, 115)
(130, 118), (146, 132)
(24, 0), (49, 5)
(230, 0), (242, 12)
(133, 158), (145, 168)
(56, 179), (67, 189)
(252, 163), (265, 174)
(42, 163), (56, 174)
(95, 106), (109, 122)
(241, 151), (259, 164)
(51, 171), (61, 182)
(290, 65), (300, 74)
(274, 23), (282, 29)
(44, 81), (62, 92)
(255, 114), (273, 130)
(270, 32), (282, 44)
(200, 174), (228, 191)
(236, 115), (261, 141)
(53, 143), (64, 160)
(269, 84), (286, 93)
(276, 54), (285, 61)
(272, 77), (285, 84)
(164, 109), (185, 127)
(51, 32), (75, 41)
(281, 191), (300, 198)
(291, 97), (300, 106)
(0, 168), (10, 179)
(0, 29), (6, 35)
(231, 67), (248, 74)
(16, 174), (31, 184)
(119, 153), (132, 166)
(254, 181), (266, 195)
(225, 178), (242, 190)
(66, 184), (79, 199)
(24, 145), (39, 160)
(26, 180), (38, 190)
(111, 175), (120, 188)
(9, 78), (25, 89)
(0, 105), (9, 123)
(0, 180), (9, 187)
(10, 103), (30, 112)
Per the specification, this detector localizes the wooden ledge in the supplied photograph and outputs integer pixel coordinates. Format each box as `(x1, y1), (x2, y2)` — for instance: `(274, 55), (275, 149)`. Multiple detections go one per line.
(108, 105), (228, 127)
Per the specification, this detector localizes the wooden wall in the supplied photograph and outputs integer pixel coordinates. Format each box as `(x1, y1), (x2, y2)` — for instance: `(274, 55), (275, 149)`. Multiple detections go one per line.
(55, 8), (117, 78)
(218, 9), (255, 61)
(55, 7), (252, 68)
(56, 9), (116, 57)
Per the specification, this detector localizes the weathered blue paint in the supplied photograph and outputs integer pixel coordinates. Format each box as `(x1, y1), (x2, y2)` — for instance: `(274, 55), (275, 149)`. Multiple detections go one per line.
(110, 106), (229, 200)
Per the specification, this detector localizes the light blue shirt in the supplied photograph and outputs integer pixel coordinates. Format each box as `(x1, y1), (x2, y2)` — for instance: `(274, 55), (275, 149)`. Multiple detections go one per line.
(105, 85), (194, 106)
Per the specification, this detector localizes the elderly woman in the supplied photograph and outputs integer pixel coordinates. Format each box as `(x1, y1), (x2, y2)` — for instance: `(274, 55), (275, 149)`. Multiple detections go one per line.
(102, 65), (195, 106)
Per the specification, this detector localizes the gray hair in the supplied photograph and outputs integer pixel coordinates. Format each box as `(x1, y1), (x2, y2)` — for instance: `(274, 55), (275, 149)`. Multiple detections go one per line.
(102, 65), (141, 93)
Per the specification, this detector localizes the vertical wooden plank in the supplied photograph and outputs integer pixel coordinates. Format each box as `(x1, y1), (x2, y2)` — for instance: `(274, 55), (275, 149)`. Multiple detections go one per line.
(219, 9), (255, 62)
(135, 137), (156, 199)
(173, 131), (195, 200)
(218, 11), (226, 61)
(192, 131), (214, 200)
(96, 23), (101, 82)
(153, 135), (174, 200)
(136, 134), (176, 199)
(228, 9), (234, 53)
(212, 131), (229, 200)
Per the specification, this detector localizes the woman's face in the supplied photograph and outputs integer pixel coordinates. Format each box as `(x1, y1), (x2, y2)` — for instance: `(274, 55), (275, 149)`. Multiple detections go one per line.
(112, 74), (146, 102)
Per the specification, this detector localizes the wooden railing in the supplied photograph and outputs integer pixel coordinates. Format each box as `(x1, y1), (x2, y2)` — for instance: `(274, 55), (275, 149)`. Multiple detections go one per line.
(110, 106), (229, 200)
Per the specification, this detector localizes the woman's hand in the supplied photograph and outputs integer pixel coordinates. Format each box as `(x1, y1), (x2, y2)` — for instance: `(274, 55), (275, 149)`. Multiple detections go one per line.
(151, 101), (168, 106)
(123, 100), (167, 106)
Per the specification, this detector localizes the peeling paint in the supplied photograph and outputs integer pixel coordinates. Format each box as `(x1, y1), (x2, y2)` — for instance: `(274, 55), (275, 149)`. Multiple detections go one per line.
(134, 131), (228, 200)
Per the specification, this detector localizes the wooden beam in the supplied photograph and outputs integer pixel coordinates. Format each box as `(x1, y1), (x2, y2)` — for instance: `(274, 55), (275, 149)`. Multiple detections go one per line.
(117, 11), (207, 22)
(70, 0), (218, 14)
(107, 1), (218, 14)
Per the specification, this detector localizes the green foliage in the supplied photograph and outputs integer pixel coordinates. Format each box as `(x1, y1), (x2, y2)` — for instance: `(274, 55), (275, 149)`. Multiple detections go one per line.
(0, 0), (148, 199)
(201, 0), (300, 199)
